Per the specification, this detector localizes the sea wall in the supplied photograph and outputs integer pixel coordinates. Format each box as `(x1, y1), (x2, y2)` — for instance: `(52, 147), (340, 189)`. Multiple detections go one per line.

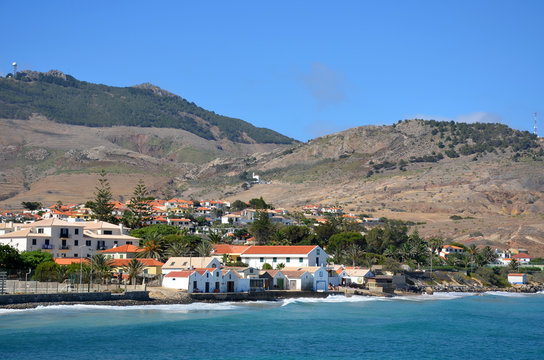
(190, 290), (343, 302)
(0, 291), (150, 305)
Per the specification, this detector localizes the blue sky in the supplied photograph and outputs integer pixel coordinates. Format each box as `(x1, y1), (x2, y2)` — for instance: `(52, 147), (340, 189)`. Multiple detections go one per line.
(2, 1), (543, 141)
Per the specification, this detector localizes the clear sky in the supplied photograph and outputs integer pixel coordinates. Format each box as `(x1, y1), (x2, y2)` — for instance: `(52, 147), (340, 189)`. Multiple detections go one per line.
(2, 1), (543, 141)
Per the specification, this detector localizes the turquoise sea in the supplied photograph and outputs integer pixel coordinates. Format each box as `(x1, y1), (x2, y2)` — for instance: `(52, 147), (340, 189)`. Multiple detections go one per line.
(1, 292), (543, 360)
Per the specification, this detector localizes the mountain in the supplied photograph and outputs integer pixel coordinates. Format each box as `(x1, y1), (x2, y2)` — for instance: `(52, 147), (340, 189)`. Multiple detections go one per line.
(1, 71), (544, 254)
(0, 70), (295, 144)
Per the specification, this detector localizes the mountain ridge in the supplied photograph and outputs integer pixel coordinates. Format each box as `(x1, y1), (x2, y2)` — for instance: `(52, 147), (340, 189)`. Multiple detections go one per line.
(0, 70), (295, 144)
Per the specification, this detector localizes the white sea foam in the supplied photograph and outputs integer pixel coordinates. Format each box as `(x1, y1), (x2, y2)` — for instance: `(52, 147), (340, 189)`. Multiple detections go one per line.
(394, 292), (476, 302)
(0, 302), (245, 314)
(280, 295), (385, 306)
(483, 291), (542, 298)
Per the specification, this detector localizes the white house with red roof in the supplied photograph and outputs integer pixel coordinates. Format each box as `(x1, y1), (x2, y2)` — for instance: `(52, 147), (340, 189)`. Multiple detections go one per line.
(212, 244), (250, 264)
(283, 266), (329, 291)
(101, 244), (143, 259)
(240, 245), (328, 269)
(508, 273), (527, 284)
(511, 253), (534, 264)
(439, 245), (464, 259)
(163, 268), (223, 293)
(162, 257), (221, 276)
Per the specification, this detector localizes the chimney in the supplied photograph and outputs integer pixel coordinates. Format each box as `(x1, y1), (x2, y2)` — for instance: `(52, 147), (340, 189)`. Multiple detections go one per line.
(119, 223), (124, 234)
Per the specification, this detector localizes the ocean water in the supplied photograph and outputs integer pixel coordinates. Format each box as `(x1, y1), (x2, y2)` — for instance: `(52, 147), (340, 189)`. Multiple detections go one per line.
(1, 292), (543, 360)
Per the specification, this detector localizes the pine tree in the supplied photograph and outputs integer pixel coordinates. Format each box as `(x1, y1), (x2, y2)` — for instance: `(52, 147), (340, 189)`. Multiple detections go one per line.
(89, 170), (116, 223)
(127, 180), (152, 229)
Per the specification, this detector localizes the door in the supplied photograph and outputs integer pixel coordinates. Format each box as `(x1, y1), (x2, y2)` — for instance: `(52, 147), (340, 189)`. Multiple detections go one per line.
(227, 281), (234, 292)
(205, 282), (210, 293)
(215, 282), (220, 292)
(316, 281), (327, 291)
(277, 278), (284, 290)
(289, 280), (297, 289)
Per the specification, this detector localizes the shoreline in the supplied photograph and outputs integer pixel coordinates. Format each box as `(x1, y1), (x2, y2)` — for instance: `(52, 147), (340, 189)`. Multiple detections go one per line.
(1, 287), (543, 310)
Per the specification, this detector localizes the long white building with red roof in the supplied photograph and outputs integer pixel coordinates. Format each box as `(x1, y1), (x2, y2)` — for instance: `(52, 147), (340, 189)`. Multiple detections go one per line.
(240, 245), (328, 269)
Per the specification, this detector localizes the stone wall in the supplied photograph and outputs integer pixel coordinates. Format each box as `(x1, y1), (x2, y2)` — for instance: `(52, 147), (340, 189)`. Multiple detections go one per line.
(0, 291), (149, 305)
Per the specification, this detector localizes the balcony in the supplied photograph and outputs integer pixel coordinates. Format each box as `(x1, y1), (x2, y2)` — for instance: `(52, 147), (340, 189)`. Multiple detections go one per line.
(59, 233), (70, 239)
(42, 244), (53, 250)
(96, 245), (106, 250)
(60, 245), (70, 250)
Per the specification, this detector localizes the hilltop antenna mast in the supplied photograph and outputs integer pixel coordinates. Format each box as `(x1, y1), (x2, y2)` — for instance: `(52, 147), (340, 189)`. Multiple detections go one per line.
(534, 112), (538, 136)
(12, 62), (17, 77)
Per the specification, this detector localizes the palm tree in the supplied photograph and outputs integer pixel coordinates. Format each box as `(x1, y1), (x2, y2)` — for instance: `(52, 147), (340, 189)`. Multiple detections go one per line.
(509, 258), (519, 271)
(207, 231), (222, 244)
(383, 245), (398, 259)
(196, 240), (213, 257)
(221, 253), (231, 266)
(344, 243), (363, 267)
(124, 258), (145, 287)
(166, 241), (190, 258)
(90, 253), (113, 284)
(276, 263), (285, 270)
(467, 244), (478, 270)
(138, 231), (166, 261)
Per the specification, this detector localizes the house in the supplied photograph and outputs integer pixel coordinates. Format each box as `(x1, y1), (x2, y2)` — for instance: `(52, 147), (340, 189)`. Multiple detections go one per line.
(508, 273), (527, 285)
(212, 244), (250, 264)
(282, 270), (314, 291)
(221, 269), (248, 292)
(162, 257), (221, 275)
(283, 266), (328, 291)
(440, 245), (464, 259)
(331, 268), (347, 286)
(101, 244), (143, 259)
(511, 253), (533, 264)
(240, 245), (328, 269)
(367, 276), (394, 294)
(259, 269), (288, 290)
(0, 222), (15, 235)
(163, 268), (223, 293)
(344, 268), (375, 286)
(110, 258), (164, 278)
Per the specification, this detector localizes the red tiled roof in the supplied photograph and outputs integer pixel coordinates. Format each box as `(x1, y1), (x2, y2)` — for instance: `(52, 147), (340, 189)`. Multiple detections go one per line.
(213, 244), (250, 254)
(242, 245), (317, 255)
(443, 245), (464, 250)
(101, 244), (143, 253)
(165, 270), (193, 278)
(110, 258), (163, 267)
(54, 258), (89, 265)
(512, 253), (534, 259)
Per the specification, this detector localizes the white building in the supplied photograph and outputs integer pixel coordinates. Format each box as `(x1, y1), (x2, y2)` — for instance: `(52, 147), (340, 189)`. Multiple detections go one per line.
(0, 219), (139, 258)
(284, 266), (328, 291)
(439, 245), (464, 259)
(507, 273), (527, 285)
(162, 257), (221, 276)
(240, 245), (328, 269)
(344, 268), (375, 285)
(282, 270), (314, 291)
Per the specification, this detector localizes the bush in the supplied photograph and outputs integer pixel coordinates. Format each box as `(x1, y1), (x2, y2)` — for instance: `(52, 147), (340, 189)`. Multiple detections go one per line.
(262, 263), (273, 270)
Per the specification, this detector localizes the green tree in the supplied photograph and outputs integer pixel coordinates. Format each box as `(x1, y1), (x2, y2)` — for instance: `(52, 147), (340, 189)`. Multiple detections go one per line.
(123, 259), (144, 286)
(87, 170), (116, 223)
(249, 197), (271, 209)
(249, 211), (275, 245)
(276, 262), (285, 270)
(20, 250), (54, 270)
(196, 240), (213, 257)
(344, 243), (364, 267)
(509, 258), (519, 271)
(34, 261), (60, 281)
(0, 244), (22, 270)
(21, 201), (42, 211)
(262, 263), (273, 270)
(230, 200), (248, 211)
(138, 232), (166, 261)
(90, 253), (113, 284)
(166, 242), (190, 258)
(126, 180), (152, 229)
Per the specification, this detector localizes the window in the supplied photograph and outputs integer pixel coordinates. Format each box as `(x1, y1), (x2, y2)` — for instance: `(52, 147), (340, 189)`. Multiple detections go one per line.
(286, 257), (290, 263)
(74, 240), (78, 246)
(273, 257), (277, 263)
(114, 241), (118, 246)
(170, 262), (175, 266)
(86, 240), (91, 246)
(45, 239), (50, 245)
(37, 228), (44, 234)
(260, 257), (264, 263)
(126, 241), (132, 245)
(74, 229), (79, 235)
(299, 257), (303, 263)
(120, 255), (124, 259)
(319, 271), (322, 277)
(32, 239), (36, 245)
(74, 253), (78, 258)
(104, 230), (113, 235)
(317, 249), (320, 255)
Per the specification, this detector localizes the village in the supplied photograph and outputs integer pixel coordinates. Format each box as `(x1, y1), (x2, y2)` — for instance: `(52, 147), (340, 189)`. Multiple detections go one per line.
(0, 195), (541, 301)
